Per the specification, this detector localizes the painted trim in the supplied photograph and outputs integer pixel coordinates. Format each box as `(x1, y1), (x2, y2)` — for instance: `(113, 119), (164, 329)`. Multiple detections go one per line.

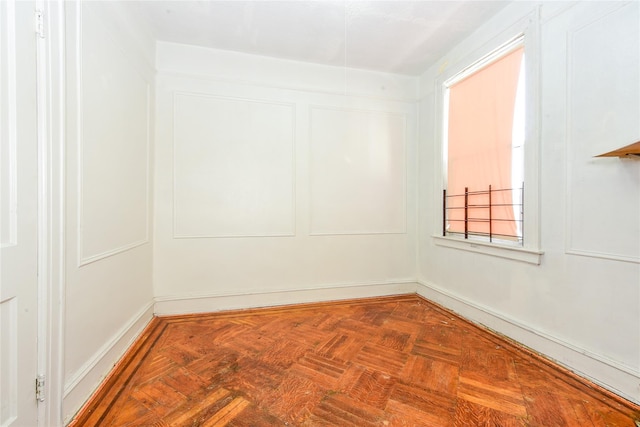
(443, 34), (525, 89)
(154, 281), (419, 316)
(35, 0), (67, 425)
(155, 41), (419, 104)
(565, 248), (640, 265)
(0, 297), (18, 424)
(563, 1), (640, 265)
(416, 280), (640, 405)
(430, 8), (543, 257)
(65, 318), (165, 427)
(62, 302), (154, 424)
(0, 0), (18, 249)
(432, 235), (543, 265)
(78, 239), (150, 267)
(158, 69), (419, 104)
(75, 2), (152, 267)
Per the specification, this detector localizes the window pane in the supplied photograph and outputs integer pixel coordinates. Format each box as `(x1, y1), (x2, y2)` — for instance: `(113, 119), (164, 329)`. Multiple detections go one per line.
(446, 46), (524, 240)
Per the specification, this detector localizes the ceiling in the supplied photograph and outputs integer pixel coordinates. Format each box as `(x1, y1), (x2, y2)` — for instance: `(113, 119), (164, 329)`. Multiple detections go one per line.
(129, 1), (511, 76)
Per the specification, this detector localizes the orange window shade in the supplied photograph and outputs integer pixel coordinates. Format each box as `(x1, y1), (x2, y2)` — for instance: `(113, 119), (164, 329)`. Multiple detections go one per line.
(447, 47), (524, 237)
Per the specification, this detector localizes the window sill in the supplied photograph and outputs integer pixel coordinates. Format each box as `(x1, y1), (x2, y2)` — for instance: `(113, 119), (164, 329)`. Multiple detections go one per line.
(432, 235), (543, 265)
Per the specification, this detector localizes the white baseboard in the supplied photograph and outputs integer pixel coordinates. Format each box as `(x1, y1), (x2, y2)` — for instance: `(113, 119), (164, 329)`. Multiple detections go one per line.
(62, 302), (155, 424)
(154, 281), (419, 316)
(416, 280), (640, 405)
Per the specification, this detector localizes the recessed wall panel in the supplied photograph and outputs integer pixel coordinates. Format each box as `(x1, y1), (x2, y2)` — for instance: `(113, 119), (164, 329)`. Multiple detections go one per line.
(1, 0), (16, 248)
(173, 93), (295, 238)
(0, 298), (17, 425)
(309, 107), (406, 235)
(78, 6), (150, 264)
(567, 3), (640, 262)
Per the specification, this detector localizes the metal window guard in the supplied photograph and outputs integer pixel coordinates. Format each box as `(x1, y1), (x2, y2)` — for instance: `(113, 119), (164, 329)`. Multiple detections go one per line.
(443, 184), (524, 244)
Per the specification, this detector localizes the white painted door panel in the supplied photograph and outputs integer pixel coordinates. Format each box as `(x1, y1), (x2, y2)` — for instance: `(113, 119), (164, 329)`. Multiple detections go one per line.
(1, 1), (39, 426)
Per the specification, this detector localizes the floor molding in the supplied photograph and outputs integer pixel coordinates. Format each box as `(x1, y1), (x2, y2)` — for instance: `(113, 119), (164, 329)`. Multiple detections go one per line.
(153, 281), (419, 315)
(66, 316), (166, 427)
(63, 302), (155, 424)
(416, 280), (640, 406)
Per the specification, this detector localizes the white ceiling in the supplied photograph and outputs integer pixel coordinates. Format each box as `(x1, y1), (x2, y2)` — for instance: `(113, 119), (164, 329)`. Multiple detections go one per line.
(130, 1), (511, 76)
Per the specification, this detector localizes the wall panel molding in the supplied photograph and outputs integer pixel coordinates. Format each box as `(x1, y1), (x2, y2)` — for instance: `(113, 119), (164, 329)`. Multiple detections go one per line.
(0, 298), (17, 424)
(172, 92), (296, 238)
(0, 0), (17, 249)
(155, 42), (419, 103)
(158, 70), (419, 104)
(75, 2), (151, 266)
(564, 1), (640, 264)
(565, 248), (640, 265)
(62, 302), (154, 423)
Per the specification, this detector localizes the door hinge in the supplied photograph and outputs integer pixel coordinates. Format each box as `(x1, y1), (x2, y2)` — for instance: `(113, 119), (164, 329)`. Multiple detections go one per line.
(36, 375), (45, 402)
(35, 9), (45, 39)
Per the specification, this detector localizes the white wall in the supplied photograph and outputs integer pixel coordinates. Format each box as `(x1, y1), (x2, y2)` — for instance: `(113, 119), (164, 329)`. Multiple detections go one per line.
(417, 1), (640, 403)
(58, 1), (640, 421)
(153, 42), (418, 314)
(63, 2), (155, 421)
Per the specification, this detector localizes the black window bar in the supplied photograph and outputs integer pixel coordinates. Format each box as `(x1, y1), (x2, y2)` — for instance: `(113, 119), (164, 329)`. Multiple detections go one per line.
(443, 184), (524, 244)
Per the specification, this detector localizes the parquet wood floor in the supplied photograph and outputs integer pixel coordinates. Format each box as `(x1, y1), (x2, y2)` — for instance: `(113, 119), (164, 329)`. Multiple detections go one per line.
(70, 295), (640, 426)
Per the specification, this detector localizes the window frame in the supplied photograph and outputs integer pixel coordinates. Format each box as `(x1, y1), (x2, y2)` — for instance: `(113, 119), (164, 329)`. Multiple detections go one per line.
(432, 11), (543, 265)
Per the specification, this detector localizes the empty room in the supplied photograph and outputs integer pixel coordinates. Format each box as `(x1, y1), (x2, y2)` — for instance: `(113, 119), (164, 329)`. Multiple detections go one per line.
(1, 0), (639, 426)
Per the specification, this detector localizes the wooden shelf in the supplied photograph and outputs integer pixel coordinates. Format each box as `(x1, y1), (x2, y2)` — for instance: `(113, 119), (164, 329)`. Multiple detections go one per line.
(596, 140), (640, 158)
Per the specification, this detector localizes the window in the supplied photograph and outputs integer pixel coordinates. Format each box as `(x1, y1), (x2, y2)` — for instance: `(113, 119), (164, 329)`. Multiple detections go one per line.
(434, 27), (542, 265)
(443, 38), (525, 246)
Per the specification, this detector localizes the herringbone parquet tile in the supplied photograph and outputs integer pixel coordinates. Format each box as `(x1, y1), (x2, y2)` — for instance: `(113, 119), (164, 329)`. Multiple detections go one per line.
(70, 295), (640, 426)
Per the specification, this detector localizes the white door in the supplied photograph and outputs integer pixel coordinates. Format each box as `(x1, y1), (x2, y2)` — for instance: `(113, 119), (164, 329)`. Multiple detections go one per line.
(1, 1), (40, 426)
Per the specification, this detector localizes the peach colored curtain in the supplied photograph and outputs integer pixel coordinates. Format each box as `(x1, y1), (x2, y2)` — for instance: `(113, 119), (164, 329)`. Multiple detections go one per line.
(446, 47), (524, 238)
